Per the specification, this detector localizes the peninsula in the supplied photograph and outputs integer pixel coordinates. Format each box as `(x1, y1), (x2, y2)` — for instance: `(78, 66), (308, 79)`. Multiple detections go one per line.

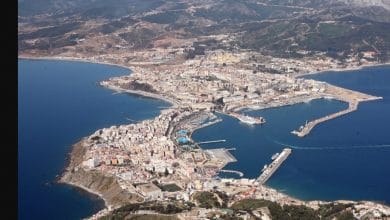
(51, 51), (388, 219)
(19, 0), (390, 218)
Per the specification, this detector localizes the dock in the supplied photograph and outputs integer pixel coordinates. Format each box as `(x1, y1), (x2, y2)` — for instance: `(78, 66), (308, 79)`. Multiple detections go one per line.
(257, 148), (292, 184)
(291, 100), (358, 137)
(197, 139), (226, 144)
(205, 148), (237, 163)
(291, 84), (383, 138)
(219, 169), (244, 177)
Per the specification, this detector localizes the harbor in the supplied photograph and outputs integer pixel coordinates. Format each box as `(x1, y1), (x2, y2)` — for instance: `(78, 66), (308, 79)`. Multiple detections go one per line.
(292, 101), (359, 137)
(257, 148), (292, 185)
(292, 95), (382, 137)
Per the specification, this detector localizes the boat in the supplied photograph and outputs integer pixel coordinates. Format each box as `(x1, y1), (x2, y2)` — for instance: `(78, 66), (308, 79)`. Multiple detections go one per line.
(238, 115), (257, 124)
(237, 114), (265, 125)
(261, 164), (268, 172)
(271, 153), (279, 160)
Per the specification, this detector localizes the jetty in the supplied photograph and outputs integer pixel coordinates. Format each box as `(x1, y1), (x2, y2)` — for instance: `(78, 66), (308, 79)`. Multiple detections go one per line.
(292, 100), (358, 137)
(291, 83), (383, 138)
(219, 169), (244, 177)
(257, 148), (292, 184)
(197, 139), (226, 144)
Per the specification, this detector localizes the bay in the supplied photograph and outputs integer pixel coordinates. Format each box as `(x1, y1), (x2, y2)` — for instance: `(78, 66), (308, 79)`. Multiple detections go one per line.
(193, 65), (390, 204)
(18, 59), (170, 219)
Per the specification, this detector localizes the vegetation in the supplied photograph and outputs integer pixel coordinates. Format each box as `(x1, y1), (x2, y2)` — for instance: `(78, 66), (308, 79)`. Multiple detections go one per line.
(231, 199), (272, 210)
(193, 191), (221, 209)
(121, 81), (158, 93)
(143, 11), (182, 24)
(159, 184), (182, 192)
(100, 213), (179, 220)
(230, 199), (358, 220)
(99, 201), (191, 219)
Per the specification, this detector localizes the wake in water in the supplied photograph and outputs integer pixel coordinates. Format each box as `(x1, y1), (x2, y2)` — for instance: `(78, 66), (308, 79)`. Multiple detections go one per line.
(273, 140), (390, 150)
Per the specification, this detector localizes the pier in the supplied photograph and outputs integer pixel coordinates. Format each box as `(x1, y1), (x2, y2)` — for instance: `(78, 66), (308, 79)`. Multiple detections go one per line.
(257, 148), (292, 184)
(291, 84), (383, 138)
(291, 100), (358, 137)
(219, 169), (244, 177)
(205, 148), (237, 163)
(197, 139), (226, 144)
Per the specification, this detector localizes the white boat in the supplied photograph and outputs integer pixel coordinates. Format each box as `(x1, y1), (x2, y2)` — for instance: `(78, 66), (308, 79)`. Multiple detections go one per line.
(261, 164), (268, 172)
(238, 115), (257, 124)
(271, 153), (279, 160)
(237, 114), (265, 125)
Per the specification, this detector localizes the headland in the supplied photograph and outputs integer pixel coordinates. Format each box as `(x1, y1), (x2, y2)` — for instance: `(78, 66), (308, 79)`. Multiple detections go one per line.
(19, 54), (389, 219)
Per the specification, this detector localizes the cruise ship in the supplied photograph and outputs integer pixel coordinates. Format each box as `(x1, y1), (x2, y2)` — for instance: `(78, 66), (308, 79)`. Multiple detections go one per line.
(232, 113), (265, 125)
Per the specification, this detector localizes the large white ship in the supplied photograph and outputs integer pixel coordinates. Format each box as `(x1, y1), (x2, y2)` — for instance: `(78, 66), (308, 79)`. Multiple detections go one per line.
(238, 115), (258, 124)
(237, 114), (265, 125)
(229, 112), (266, 125)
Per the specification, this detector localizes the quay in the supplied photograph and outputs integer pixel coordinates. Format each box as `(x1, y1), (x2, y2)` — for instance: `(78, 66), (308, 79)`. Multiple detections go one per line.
(219, 169), (244, 177)
(205, 148), (237, 163)
(257, 148), (292, 184)
(291, 84), (383, 138)
(197, 139), (226, 144)
(291, 100), (358, 137)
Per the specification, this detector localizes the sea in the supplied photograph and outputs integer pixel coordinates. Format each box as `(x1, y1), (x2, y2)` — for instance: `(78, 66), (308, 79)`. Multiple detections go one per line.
(193, 65), (390, 204)
(18, 59), (170, 219)
(18, 59), (390, 219)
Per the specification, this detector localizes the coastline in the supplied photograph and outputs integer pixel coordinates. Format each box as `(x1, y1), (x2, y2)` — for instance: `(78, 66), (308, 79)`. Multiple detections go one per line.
(18, 55), (133, 73)
(100, 82), (178, 107)
(19, 55), (390, 217)
(56, 139), (110, 210)
(295, 62), (390, 78)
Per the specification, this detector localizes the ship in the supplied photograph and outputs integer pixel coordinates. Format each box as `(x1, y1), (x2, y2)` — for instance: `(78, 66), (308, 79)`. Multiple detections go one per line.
(271, 153), (279, 160)
(236, 114), (265, 125)
(261, 164), (268, 172)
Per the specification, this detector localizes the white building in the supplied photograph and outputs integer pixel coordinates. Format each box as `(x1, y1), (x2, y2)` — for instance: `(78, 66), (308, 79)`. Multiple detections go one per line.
(138, 183), (162, 200)
(82, 158), (99, 168)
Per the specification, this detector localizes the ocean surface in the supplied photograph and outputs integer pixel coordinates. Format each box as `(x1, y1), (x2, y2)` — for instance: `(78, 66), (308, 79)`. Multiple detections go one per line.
(18, 59), (170, 219)
(193, 65), (390, 204)
(18, 60), (390, 220)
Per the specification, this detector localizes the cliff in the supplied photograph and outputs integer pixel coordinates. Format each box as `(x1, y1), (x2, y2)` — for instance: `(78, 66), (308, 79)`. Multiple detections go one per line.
(58, 139), (142, 209)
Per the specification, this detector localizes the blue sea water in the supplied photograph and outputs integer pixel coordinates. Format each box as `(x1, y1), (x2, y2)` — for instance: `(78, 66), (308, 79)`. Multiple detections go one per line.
(18, 59), (390, 220)
(193, 65), (390, 204)
(18, 59), (170, 219)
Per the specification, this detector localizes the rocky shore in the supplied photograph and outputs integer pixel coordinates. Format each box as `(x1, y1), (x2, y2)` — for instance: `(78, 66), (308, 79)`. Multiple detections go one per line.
(57, 139), (143, 212)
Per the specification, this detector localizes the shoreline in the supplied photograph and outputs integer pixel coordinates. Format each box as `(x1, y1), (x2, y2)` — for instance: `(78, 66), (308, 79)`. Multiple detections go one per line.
(19, 55), (390, 217)
(100, 82), (178, 108)
(58, 178), (110, 210)
(18, 55), (134, 73)
(295, 62), (390, 78)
